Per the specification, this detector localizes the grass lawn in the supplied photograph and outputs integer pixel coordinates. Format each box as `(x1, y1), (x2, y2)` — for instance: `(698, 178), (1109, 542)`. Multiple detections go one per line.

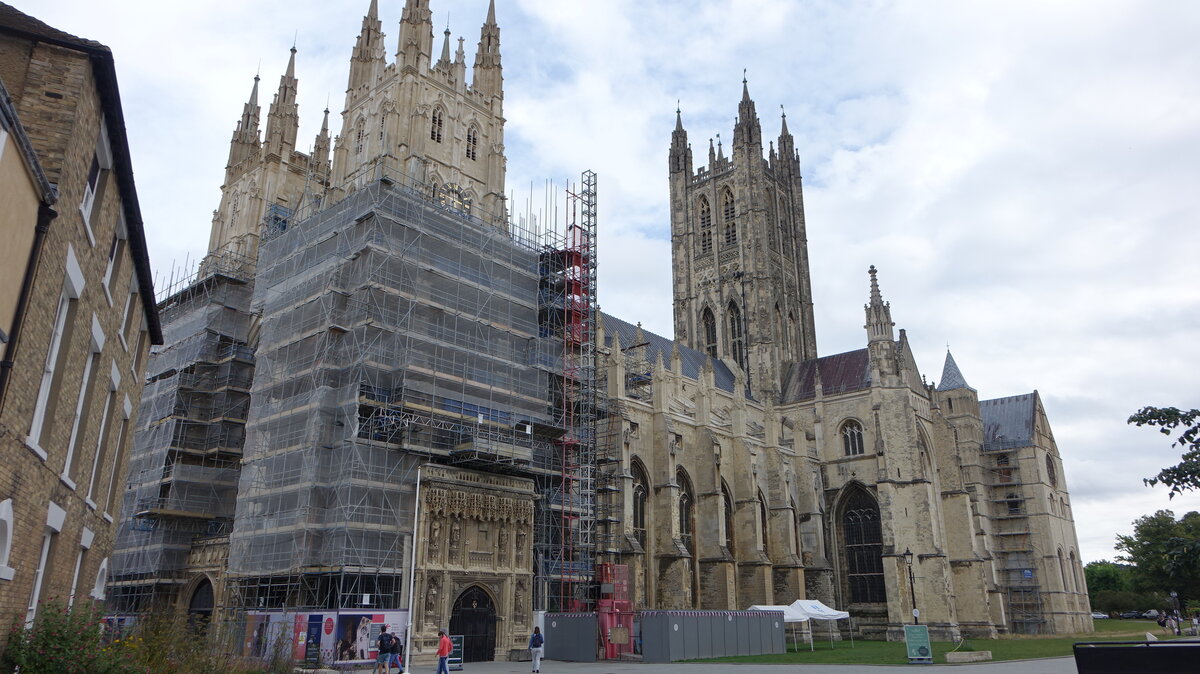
(693, 619), (1170, 665)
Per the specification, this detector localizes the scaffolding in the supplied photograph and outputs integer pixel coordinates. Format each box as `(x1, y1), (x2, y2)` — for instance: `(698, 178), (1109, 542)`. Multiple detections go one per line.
(109, 249), (257, 613)
(534, 172), (599, 612)
(984, 451), (1046, 634)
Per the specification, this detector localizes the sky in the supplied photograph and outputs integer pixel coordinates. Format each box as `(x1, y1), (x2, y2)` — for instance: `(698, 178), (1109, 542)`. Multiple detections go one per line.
(18, 0), (1200, 565)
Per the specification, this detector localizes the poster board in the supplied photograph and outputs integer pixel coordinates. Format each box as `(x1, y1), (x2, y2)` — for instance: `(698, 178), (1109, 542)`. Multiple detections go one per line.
(449, 634), (465, 670)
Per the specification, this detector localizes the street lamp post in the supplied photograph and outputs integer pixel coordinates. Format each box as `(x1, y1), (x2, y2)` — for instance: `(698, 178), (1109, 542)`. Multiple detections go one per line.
(904, 547), (918, 625)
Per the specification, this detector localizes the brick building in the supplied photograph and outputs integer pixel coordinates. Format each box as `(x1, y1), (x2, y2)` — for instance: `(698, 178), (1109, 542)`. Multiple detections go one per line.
(0, 2), (161, 639)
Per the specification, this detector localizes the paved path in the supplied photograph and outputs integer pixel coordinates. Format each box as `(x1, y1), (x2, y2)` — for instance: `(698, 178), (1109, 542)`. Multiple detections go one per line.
(356, 657), (1076, 674)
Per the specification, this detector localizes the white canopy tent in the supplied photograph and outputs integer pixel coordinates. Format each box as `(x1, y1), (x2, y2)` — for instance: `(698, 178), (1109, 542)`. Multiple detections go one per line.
(790, 600), (853, 649)
(746, 605), (814, 651)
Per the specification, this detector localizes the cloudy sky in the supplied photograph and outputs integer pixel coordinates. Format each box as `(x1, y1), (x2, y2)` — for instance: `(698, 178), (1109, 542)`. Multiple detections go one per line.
(21, 0), (1200, 564)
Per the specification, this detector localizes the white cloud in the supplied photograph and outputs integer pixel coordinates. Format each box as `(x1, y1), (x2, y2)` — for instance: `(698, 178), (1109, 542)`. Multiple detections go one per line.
(18, 0), (1200, 564)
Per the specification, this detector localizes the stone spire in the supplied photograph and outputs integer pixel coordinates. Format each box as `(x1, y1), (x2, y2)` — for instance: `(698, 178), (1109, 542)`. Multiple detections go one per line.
(437, 25), (452, 68)
(312, 107), (331, 170)
(708, 137), (717, 167)
(937, 350), (974, 392)
(227, 74), (261, 169)
(264, 46), (300, 157)
(733, 71), (762, 149)
(669, 105), (691, 174)
(472, 0), (502, 96)
(347, 0), (386, 100)
(864, 265), (894, 344)
(398, 0), (434, 72)
(777, 105), (796, 166)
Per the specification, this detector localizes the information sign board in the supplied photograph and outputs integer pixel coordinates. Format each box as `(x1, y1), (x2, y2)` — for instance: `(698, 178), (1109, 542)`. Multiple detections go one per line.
(449, 634), (464, 671)
(904, 624), (932, 664)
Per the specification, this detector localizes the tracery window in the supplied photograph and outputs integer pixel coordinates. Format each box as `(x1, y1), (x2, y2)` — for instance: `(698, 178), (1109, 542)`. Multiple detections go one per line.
(466, 126), (478, 161)
(842, 489), (885, 603)
(431, 108), (444, 143)
(758, 490), (770, 555)
(1045, 454), (1057, 487)
(701, 308), (718, 358)
(722, 483), (735, 554)
(722, 188), (737, 245)
(698, 197), (713, 254)
(728, 302), (745, 371)
(842, 420), (865, 456)
(632, 461), (649, 548)
(677, 467), (695, 555)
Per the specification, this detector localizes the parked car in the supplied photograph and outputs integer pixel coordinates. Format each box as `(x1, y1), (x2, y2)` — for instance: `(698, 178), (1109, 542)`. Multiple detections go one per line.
(1119, 610), (1143, 619)
(1090, 611), (1109, 619)
(1143, 609), (1160, 620)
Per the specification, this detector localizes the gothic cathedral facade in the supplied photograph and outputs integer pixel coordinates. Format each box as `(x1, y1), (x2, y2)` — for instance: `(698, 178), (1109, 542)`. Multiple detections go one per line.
(115, 0), (1092, 656)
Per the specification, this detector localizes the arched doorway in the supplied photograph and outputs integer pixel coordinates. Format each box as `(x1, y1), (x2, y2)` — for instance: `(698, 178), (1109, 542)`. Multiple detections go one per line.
(449, 585), (496, 662)
(187, 577), (214, 631)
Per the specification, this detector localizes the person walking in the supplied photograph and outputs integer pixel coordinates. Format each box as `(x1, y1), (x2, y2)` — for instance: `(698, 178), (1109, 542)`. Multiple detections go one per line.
(435, 628), (452, 674)
(528, 625), (545, 673)
(374, 625), (399, 674)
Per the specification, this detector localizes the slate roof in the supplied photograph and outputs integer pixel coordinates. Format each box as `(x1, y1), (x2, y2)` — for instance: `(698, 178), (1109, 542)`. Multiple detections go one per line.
(0, 2), (162, 344)
(936, 350), (974, 391)
(980, 392), (1038, 451)
(781, 348), (872, 402)
(600, 312), (738, 393)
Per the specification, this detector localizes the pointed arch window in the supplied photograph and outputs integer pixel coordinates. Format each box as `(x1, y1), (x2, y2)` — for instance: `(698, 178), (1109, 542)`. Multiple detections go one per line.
(1045, 454), (1057, 488)
(677, 467), (695, 555)
(722, 189), (737, 245)
(430, 108), (444, 143)
(632, 461), (649, 549)
(355, 125), (365, 156)
(728, 302), (745, 371)
(842, 489), (885, 603)
(758, 490), (770, 555)
(698, 197), (713, 254)
(722, 482), (735, 554)
(466, 126), (478, 161)
(378, 114), (386, 142)
(701, 308), (718, 359)
(842, 420), (865, 456)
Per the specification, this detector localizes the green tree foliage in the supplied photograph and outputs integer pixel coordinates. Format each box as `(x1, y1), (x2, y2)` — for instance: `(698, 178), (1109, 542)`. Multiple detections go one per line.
(1115, 510), (1200, 605)
(1128, 406), (1200, 497)
(2, 601), (140, 674)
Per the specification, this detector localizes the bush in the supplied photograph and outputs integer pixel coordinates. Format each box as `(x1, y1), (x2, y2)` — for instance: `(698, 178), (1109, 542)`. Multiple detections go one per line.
(1, 601), (141, 674)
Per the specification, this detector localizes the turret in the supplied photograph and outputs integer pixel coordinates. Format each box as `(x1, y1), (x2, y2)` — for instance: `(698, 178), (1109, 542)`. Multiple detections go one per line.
(227, 75), (261, 171)
(936, 350), (973, 392)
(472, 0), (502, 97)
(732, 75), (762, 151)
(436, 26), (452, 69)
(777, 107), (797, 172)
(263, 47), (300, 158)
(346, 0), (386, 104)
(312, 107), (331, 171)
(669, 107), (691, 175)
(864, 265), (898, 378)
(398, 0), (434, 73)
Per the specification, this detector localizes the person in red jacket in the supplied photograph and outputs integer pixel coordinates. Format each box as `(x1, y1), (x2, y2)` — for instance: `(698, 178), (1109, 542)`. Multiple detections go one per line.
(435, 628), (452, 674)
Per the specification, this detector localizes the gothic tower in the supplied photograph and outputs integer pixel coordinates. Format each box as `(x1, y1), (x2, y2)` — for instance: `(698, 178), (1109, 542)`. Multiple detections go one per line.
(330, 0), (507, 224)
(670, 80), (817, 400)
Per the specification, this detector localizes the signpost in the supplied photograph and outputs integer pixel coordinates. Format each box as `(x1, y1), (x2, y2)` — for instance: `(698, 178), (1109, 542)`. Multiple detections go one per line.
(904, 624), (932, 664)
(449, 634), (465, 671)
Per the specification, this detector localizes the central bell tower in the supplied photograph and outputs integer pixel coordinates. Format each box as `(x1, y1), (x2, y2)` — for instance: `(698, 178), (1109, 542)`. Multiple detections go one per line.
(669, 80), (817, 399)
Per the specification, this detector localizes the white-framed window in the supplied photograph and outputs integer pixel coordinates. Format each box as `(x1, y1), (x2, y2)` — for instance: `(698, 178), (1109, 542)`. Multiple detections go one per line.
(102, 396), (133, 518)
(27, 246), (86, 458)
(118, 285), (137, 351)
(0, 498), (14, 581)
(90, 557), (109, 600)
(85, 362), (121, 507)
(100, 215), (128, 304)
(26, 502), (65, 626)
(62, 316), (105, 488)
(68, 527), (94, 608)
(79, 122), (113, 245)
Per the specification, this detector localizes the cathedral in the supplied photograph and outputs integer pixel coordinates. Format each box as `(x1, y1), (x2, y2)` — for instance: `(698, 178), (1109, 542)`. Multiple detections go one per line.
(108, 0), (1092, 663)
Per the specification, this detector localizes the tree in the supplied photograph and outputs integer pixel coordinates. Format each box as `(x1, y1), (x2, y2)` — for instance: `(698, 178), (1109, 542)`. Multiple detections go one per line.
(1128, 406), (1200, 497)
(1115, 510), (1200, 605)
(1085, 560), (1131, 594)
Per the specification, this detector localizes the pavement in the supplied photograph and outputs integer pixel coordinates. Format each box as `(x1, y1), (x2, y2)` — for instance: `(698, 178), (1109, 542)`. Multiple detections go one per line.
(334, 657), (1078, 674)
